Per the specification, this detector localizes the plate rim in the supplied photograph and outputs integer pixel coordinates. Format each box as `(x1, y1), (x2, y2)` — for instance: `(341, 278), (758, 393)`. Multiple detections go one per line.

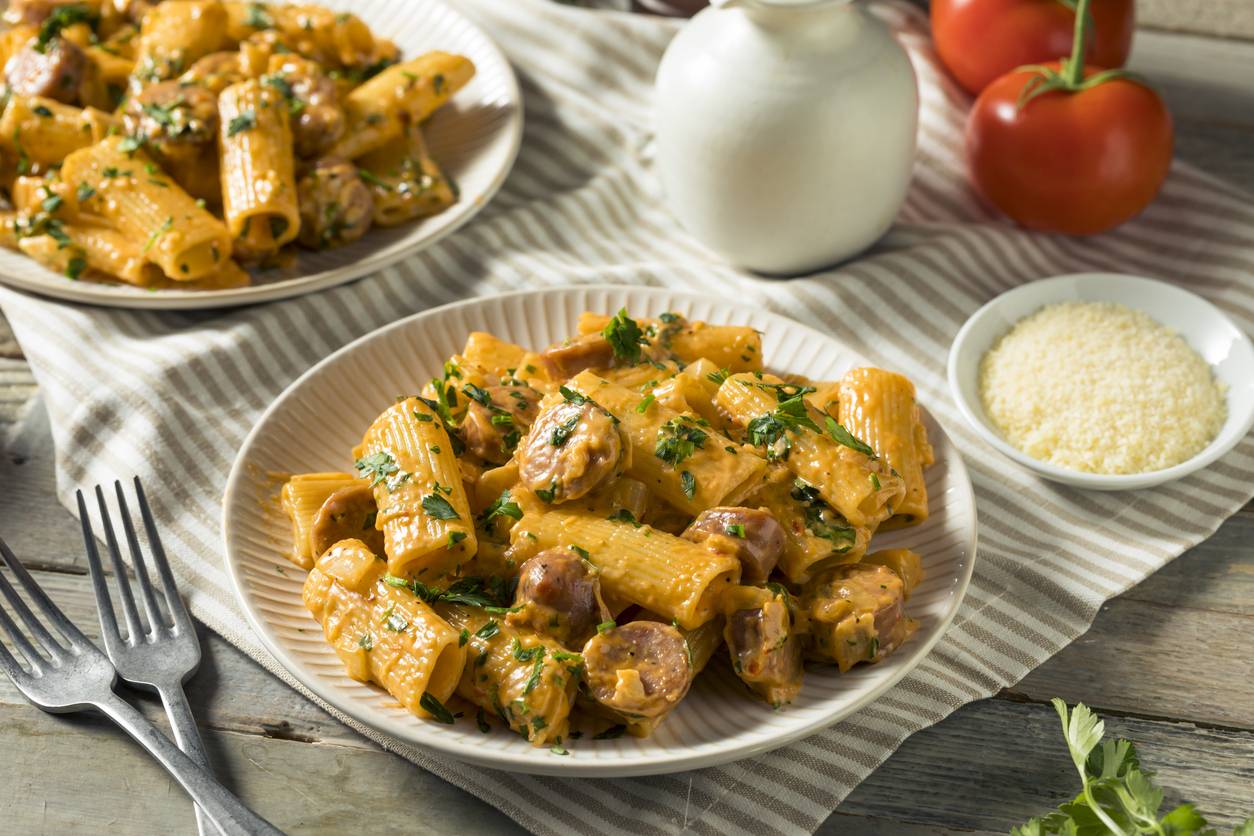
(0, 0), (524, 311)
(222, 284), (980, 776)
(946, 272), (1254, 491)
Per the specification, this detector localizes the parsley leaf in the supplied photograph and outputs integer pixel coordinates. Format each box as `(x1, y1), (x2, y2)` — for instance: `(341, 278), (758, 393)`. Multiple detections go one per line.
(355, 451), (398, 487)
(655, 416), (707, 469)
(747, 396), (820, 461)
(601, 308), (647, 364)
(421, 494), (460, 521)
(680, 470), (697, 500)
(227, 111), (257, 137)
(480, 489), (523, 524)
(419, 691), (455, 724)
(607, 509), (641, 527)
(825, 416), (877, 458)
(36, 4), (95, 53)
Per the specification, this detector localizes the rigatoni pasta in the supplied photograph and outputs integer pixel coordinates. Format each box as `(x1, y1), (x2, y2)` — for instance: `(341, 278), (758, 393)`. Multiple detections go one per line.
(280, 310), (933, 747)
(0, 0), (473, 290)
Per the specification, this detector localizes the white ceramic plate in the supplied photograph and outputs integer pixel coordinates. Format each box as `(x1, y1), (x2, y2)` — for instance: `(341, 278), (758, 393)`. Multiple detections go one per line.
(948, 273), (1254, 491)
(222, 285), (978, 776)
(0, 0), (522, 310)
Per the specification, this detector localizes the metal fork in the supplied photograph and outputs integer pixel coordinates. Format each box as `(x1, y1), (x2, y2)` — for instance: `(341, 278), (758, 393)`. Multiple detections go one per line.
(0, 538), (282, 836)
(77, 478), (213, 836)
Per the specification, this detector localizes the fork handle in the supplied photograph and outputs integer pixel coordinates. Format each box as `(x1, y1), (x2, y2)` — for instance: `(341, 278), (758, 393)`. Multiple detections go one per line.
(157, 684), (218, 836)
(96, 692), (284, 836)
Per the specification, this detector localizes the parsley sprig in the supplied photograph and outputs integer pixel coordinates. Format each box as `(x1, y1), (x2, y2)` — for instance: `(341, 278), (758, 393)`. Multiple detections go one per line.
(1013, 699), (1254, 836)
(747, 396), (819, 460)
(655, 416), (708, 469)
(601, 308), (647, 364)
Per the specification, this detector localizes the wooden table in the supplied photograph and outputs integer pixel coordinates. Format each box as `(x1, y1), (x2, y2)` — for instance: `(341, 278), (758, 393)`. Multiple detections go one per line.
(2, 19), (1253, 836)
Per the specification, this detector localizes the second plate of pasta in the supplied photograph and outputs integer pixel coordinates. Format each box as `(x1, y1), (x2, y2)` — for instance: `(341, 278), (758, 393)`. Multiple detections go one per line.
(223, 285), (977, 776)
(0, 0), (521, 308)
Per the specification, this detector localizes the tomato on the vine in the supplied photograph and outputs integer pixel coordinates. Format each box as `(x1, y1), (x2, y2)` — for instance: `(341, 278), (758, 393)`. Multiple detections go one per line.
(964, 0), (1173, 235)
(932, 0), (1134, 95)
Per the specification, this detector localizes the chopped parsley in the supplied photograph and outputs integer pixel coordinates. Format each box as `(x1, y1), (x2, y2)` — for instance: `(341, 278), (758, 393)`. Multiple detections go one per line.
(568, 544), (590, 560)
(142, 216), (173, 254)
(706, 368), (730, 385)
(747, 396), (820, 461)
(355, 451), (399, 486)
(382, 605), (408, 633)
(480, 489), (522, 524)
(636, 393), (655, 413)
(601, 308), (647, 364)
(607, 509), (641, 527)
(227, 111), (257, 137)
(65, 255), (86, 280)
(549, 413), (581, 447)
(790, 480), (857, 550)
(458, 628), (469, 647)
(726, 523), (746, 538)
(76, 182), (95, 203)
(596, 619), (615, 635)
(245, 3), (275, 29)
(419, 692), (455, 724)
(36, 4), (95, 54)
(421, 494), (460, 521)
(358, 633), (373, 651)
(41, 194), (63, 214)
(535, 483), (558, 503)
(680, 470), (697, 500)
(32, 105), (53, 118)
(475, 620), (500, 640)
(655, 416), (707, 468)
(825, 416), (877, 458)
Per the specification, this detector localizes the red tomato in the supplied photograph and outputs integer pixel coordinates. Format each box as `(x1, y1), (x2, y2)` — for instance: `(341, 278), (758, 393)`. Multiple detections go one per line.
(932, 0), (1135, 95)
(965, 63), (1173, 235)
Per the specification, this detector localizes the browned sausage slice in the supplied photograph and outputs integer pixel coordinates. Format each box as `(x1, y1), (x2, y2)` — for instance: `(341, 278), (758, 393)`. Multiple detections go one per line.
(123, 80), (219, 163)
(310, 484), (384, 559)
(6, 38), (88, 103)
(725, 593), (802, 706)
(459, 384), (540, 465)
(516, 399), (624, 502)
(297, 159), (373, 250)
(581, 621), (692, 719)
(799, 563), (911, 672)
(540, 332), (615, 379)
(683, 507), (784, 584)
(268, 55), (344, 158)
(505, 549), (611, 646)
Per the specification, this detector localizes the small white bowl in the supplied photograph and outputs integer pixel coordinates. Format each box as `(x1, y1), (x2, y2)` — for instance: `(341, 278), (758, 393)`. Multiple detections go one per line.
(947, 272), (1254, 491)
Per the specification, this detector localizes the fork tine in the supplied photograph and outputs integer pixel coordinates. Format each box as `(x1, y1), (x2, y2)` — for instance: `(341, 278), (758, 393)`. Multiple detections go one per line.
(0, 537), (89, 650)
(114, 481), (167, 634)
(0, 539), (65, 660)
(132, 477), (191, 631)
(94, 485), (146, 642)
(0, 576), (48, 672)
(77, 490), (124, 653)
(0, 632), (24, 680)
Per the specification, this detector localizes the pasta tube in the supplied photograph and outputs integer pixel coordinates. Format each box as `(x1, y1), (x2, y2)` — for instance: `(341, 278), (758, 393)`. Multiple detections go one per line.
(508, 509), (740, 629)
(0, 96), (118, 170)
(357, 125), (456, 226)
(565, 371), (767, 516)
(355, 397), (476, 579)
(280, 472), (364, 569)
(577, 313), (764, 373)
(837, 367), (934, 527)
(747, 467), (868, 584)
(436, 604), (579, 747)
(218, 78), (299, 259)
(860, 549), (924, 599)
(61, 137), (232, 279)
(716, 372), (904, 528)
(332, 51), (475, 160)
(302, 539), (465, 717)
(133, 0), (228, 83)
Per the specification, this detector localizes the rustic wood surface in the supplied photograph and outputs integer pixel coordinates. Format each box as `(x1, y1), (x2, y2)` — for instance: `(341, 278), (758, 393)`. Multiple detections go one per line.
(1, 15), (1253, 836)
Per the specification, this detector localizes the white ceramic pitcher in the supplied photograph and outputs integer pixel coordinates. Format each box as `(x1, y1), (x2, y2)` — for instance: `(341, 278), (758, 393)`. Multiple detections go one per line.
(654, 0), (918, 275)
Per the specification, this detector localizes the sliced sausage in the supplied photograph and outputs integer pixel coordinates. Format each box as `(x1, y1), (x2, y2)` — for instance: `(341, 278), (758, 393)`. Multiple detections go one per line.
(6, 38), (88, 103)
(268, 55), (344, 158)
(516, 398), (624, 503)
(540, 332), (615, 379)
(180, 51), (247, 95)
(123, 80), (218, 163)
(581, 621), (692, 719)
(310, 484), (384, 559)
(725, 593), (802, 706)
(506, 549), (611, 646)
(799, 563), (910, 672)
(683, 507), (784, 584)
(459, 384), (540, 465)
(296, 159), (373, 249)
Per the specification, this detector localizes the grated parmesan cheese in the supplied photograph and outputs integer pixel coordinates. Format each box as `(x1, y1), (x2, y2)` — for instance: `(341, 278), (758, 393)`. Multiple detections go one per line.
(978, 301), (1227, 475)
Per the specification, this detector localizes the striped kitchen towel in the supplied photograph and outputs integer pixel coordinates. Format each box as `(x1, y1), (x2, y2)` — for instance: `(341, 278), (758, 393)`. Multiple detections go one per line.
(2, 1), (1253, 833)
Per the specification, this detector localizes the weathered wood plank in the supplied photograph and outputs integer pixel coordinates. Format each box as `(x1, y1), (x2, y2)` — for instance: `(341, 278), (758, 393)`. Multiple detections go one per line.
(1009, 594), (1254, 732)
(835, 697), (1254, 833)
(1140, 0), (1254, 42)
(0, 702), (525, 836)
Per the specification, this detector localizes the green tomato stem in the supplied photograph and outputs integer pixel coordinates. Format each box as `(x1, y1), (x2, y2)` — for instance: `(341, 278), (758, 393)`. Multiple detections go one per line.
(1064, 0), (1094, 86)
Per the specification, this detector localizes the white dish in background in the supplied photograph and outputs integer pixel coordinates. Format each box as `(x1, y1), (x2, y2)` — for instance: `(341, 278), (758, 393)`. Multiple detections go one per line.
(222, 285), (978, 777)
(0, 0), (522, 310)
(948, 273), (1254, 491)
